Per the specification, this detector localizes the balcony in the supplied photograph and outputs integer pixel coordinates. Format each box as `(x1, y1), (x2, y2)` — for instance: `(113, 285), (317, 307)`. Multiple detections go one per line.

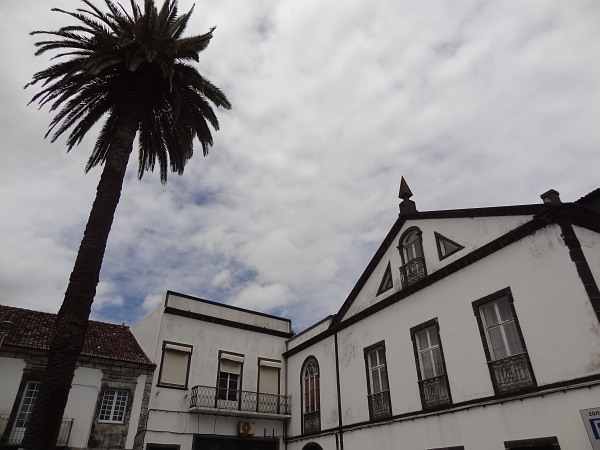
(189, 385), (291, 418)
(400, 257), (427, 288)
(302, 411), (320, 434)
(489, 353), (535, 394)
(419, 375), (451, 409)
(0, 416), (72, 446)
(367, 391), (392, 420)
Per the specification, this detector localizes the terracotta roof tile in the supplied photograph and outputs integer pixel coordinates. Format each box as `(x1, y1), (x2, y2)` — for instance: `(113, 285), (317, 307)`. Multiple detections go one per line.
(0, 305), (152, 366)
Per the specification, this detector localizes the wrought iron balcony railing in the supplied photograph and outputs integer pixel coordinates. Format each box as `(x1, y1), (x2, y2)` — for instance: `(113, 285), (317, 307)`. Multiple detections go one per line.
(303, 410), (320, 434)
(419, 375), (451, 409)
(190, 385), (291, 416)
(489, 353), (534, 394)
(0, 417), (72, 446)
(400, 257), (427, 288)
(367, 390), (392, 420)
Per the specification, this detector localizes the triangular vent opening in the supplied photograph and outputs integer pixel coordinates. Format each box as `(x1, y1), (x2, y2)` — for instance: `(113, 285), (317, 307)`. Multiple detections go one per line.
(435, 232), (464, 260)
(376, 262), (393, 295)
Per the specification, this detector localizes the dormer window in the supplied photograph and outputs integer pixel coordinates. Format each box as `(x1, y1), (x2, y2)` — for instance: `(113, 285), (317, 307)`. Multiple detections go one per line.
(399, 227), (427, 287)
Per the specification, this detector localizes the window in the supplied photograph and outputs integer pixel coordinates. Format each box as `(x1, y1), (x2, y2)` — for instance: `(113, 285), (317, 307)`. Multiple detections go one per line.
(158, 342), (192, 388)
(473, 289), (535, 395)
(434, 232), (464, 260)
(411, 320), (451, 409)
(9, 380), (40, 443)
(364, 342), (392, 420)
(398, 227), (426, 287)
(258, 359), (282, 413)
(376, 262), (394, 295)
(217, 352), (244, 405)
(301, 357), (320, 434)
(99, 389), (128, 423)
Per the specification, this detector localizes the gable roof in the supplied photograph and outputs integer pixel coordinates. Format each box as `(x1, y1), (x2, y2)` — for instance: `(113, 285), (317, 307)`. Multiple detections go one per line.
(0, 305), (153, 366)
(332, 203), (551, 326)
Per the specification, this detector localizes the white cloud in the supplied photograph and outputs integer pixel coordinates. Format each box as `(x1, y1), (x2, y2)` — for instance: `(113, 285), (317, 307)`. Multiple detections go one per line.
(1, 0), (599, 332)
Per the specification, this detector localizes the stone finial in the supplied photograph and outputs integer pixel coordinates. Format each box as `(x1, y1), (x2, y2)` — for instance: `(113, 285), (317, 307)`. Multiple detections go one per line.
(399, 176), (417, 214)
(540, 189), (561, 204)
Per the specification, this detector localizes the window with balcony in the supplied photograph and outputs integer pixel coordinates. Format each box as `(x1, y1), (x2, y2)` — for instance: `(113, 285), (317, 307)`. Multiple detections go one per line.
(364, 342), (392, 420)
(399, 227), (426, 287)
(217, 352), (244, 407)
(411, 320), (451, 409)
(258, 359), (282, 413)
(99, 389), (128, 423)
(301, 357), (320, 434)
(158, 342), (193, 389)
(473, 288), (536, 395)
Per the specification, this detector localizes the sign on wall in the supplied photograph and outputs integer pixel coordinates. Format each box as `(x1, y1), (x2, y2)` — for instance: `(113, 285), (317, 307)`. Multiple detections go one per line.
(581, 407), (600, 450)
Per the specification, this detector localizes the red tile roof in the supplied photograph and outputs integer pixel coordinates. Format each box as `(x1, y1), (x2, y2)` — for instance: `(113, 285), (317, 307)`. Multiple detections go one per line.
(0, 305), (153, 366)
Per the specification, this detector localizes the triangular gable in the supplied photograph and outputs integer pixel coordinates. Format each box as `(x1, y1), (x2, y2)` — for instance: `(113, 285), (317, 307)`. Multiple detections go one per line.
(332, 203), (551, 327)
(434, 232), (464, 260)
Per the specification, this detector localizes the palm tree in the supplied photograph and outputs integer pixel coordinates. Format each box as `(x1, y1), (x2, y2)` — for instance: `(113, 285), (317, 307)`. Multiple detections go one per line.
(22, 1), (231, 448)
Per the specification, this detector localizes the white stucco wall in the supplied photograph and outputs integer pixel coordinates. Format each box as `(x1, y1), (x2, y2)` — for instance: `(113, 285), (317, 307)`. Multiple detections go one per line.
(343, 215), (535, 321)
(166, 293), (291, 333)
(132, 301), (164, 363)
(63, 366), (102, 447)
(304, 384), (599, 450)
(126, 373), (147, 449)
(286, 335), (338, 437)
(137, 298), (291, 448)
(0, 357), (25, 416)
(287, 316), (333, 350)
(286, 223), (600, 448)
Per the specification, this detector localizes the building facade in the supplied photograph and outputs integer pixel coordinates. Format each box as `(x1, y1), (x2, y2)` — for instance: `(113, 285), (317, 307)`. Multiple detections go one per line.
(0, 305), (155, 450)
(132, 291), (294, 450)
(284, 184), (600, 450)
(5, 184), (598, 450)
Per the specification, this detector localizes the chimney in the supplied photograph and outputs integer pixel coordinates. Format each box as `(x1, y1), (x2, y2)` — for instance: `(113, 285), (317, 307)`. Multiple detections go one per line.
(399, 176), (417, 214)
(540, 189), (561, 204)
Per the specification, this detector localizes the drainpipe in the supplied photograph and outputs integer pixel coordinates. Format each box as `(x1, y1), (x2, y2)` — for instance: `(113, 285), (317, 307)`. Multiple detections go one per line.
(334, 332), (344, 450)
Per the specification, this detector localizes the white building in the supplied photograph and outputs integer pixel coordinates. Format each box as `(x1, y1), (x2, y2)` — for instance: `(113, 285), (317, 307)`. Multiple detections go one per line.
(132, 291), (293, 450)
(285, 182), (600, 450)
(135, 182), (600, 450)
(0, 305), (155, 450)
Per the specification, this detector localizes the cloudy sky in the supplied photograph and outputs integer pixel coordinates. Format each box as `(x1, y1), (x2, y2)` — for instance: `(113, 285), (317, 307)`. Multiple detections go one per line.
(1, 0), (599, 332)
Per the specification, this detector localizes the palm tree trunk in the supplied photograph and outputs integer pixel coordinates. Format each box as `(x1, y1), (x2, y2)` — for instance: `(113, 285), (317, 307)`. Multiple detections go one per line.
(21, 114), (139, 450)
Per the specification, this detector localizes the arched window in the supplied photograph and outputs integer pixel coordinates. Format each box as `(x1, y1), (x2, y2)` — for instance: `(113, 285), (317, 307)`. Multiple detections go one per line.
(301, 357), (320, 434)
(398, 227), (426, 287)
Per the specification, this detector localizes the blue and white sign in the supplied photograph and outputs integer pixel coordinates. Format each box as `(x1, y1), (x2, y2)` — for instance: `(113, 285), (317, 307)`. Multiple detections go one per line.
(581, 407), (600, 450)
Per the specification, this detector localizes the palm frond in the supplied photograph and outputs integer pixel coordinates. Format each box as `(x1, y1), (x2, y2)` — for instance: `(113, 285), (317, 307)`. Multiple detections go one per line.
(28, 0), (230, 183)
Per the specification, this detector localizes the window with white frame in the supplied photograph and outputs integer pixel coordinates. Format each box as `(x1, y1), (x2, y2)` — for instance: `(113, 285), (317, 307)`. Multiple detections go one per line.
(473, 289), (535, 395)
(364, 343), (392, 420)
(479, 296), (523, 360)
(415, 326), (444, 380)
(99, 389), (128, 423)
(411, 320), (451, 409)
(367, 346), (389, 395)
(158, 342), (193, 388)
